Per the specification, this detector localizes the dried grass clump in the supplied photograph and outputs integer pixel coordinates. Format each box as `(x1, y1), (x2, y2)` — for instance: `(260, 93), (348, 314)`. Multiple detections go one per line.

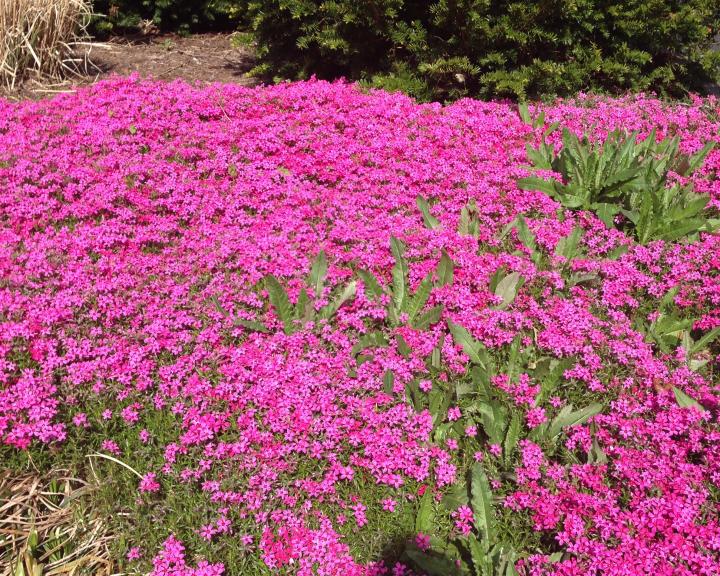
(0, 469), (114, 576)
(0, 0), (93, 89)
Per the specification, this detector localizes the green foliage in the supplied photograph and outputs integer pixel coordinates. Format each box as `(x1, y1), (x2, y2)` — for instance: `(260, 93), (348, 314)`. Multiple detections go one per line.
(518, 128), (718, 243)
(236, 0), (720, 101)
(359, 237), (445, 330)
(91, 0), (242, 35)
(212, 251), (356, 335)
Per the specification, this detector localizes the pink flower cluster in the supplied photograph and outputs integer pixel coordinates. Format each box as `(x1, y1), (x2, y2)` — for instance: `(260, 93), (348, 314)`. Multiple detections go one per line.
(1, 76), (720, 574)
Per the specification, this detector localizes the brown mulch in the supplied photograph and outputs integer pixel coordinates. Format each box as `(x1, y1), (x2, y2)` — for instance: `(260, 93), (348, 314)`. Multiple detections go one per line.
(1, 32), (257, 101)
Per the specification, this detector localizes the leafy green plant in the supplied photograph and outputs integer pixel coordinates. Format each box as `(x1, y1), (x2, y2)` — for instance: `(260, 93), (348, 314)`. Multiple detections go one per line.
(358, 237), (445, 330)
(212, 251), (356, 335)
(518, 128), (718, 243)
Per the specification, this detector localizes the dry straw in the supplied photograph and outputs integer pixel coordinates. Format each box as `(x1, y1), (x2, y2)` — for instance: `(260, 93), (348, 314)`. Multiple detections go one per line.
(0, 0), (93, 89)
(0, 469), (115, 576)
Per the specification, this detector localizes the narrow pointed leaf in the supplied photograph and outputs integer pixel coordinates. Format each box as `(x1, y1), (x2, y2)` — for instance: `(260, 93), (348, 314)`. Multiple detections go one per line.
(265, 275), (294, 333)
(436, 250), (454, 286)
(308, 251), (328, 298)
(471, 463), (495, 548)
(406, 273), (432, 320)
(417, 196), (441, 229)
(358, 269), (384, 300)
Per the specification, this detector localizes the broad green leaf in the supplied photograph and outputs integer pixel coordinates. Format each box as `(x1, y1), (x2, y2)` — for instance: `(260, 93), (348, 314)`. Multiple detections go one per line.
(441, 482), (469, 510)
(296, 288), (312, 321)
(436, 250), (455, 286)
(447, 320), (487, 368)
(493, 272), (523, 310)
(265, 275), (294, 333)
(459, 205), (472, 235)
(471, 463), (495, 549)
(391, 264), (406, 313)
(390, 237), (408, 313)
(687, 141), (715, 175)
(517, 176), (557, 196)
(390, 236), (406, 262)
(489, 267), (505, 293)
(672, 386), (705, 412)
(546, 403), (603, 441)
(593, 202), (621, 228)
(308, 251), (328, 298)
(467, 535), (489, 575)
(417, 195), (441, 229)
(518, 102), (532, 125)
(416, 488), (435, 532)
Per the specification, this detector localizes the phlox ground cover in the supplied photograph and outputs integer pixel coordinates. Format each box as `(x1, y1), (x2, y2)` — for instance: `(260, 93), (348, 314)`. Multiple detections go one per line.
(2, 76), (720, 575)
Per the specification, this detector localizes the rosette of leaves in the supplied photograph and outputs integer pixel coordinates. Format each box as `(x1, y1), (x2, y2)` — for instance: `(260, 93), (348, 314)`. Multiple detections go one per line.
(518, 127), (717, 244)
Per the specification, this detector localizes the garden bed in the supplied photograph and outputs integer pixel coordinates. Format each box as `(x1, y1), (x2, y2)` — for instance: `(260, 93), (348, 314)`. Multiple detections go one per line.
(1, 77), (720, 575)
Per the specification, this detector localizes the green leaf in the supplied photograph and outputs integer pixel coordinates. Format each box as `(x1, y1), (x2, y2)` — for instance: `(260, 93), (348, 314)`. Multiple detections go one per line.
(296, 288), (312, 322)
(396, 333), (412, 357)
(390, 237), (408, 313)
(690, 327), (720, 356)
(687, 141), (715, 175)
(555, 226), (583, 260)
(518, 102), (532, 125)
(390, 236), (406, 262)
(210, 294), (231, 319)
(447, 320), (487, 368)
(308, 250), (328, 298)
(416, 488), (435, 532)
(514, 215), (536, 253)
(406, 549), (460, 576)
(417, 195), (441, 229)
(546, 403), (603, 441)
(351, 331), (388, 356)
(436, 250), (454, 287)
(441, 482), (469, 510)
(493, 272), (523, 310)
(593, 202), (621, 228)
(319, 280), (357, 319)
(471, 463), (495, 549)
(381, 371), (395, 395)
(504, 412), (521, 464)
(413, 305), (444, 331)
(391, 264), (406, 313)
(265, 275), (294, 334)
(406, 273), (432, 320)
(517, 176), (558, 196)
(672, 386), (705, 412)
(358, 269), (384, 300)
(234, 318), (270, 333)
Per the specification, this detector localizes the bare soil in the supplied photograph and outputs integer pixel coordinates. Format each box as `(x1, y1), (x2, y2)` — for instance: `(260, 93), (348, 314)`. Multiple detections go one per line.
(1, 33), (257, 101)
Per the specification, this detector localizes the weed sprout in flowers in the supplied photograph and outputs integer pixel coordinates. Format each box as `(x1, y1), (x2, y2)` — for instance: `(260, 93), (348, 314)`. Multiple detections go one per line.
(2, 76), (720, 575)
